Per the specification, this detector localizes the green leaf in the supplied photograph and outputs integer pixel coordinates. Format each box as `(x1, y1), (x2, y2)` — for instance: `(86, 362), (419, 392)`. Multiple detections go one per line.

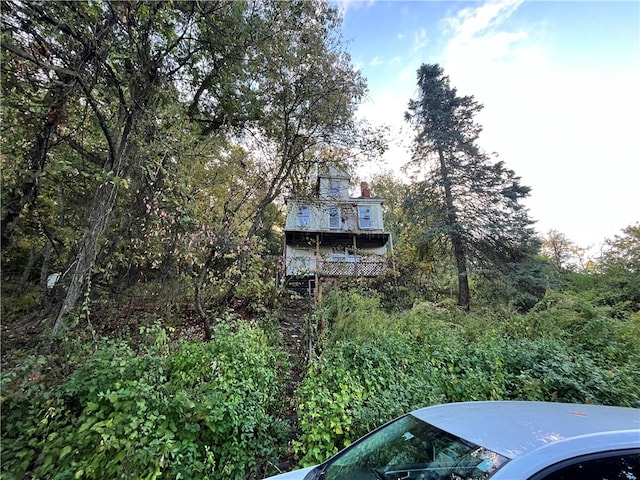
(60, 445), (72, 458)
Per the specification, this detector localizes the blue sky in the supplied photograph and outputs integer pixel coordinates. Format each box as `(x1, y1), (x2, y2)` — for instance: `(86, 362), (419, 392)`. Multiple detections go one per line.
(334, 0), (640, 250)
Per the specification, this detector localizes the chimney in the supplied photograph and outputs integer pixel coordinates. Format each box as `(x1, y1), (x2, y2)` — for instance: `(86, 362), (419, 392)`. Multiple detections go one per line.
(360, 181), (371, 198)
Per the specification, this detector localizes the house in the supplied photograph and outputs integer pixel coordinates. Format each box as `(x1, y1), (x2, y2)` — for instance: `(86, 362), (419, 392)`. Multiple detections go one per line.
(283, 166), (393, 297)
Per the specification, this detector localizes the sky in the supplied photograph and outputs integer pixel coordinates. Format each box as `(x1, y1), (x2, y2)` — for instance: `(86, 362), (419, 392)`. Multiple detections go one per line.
(334, 0), (640, 250)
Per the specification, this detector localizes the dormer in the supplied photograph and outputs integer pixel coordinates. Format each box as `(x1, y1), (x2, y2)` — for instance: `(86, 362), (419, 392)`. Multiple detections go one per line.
(317, 166), (350, 200)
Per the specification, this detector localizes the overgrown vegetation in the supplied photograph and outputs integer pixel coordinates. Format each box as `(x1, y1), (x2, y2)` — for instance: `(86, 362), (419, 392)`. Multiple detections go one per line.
(294, 288), (640, 466)
(3, 272), (639, 476)
(1, 322), (288, 480)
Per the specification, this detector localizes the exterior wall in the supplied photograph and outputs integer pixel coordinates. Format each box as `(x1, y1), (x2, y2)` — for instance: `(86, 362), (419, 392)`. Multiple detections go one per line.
(318, 175), (350, 200)
(284, 199), (385, 233)
(285, 245), (317, 276)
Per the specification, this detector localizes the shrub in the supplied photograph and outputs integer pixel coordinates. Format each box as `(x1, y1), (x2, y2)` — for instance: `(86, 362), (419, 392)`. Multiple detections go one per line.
(293, 363), (364, 466)
(1, 322), (288, 480)
(294, 333), (446, 467)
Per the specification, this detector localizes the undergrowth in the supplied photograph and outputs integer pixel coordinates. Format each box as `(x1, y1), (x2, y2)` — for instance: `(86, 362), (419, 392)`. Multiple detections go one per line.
(2, 286), (638, 475)
(294, 289), (640, 466)
(1, 321), (289, 480)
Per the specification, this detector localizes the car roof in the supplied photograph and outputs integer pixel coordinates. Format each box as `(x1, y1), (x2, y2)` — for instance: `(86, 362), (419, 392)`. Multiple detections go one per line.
(411, 401), (640, 459)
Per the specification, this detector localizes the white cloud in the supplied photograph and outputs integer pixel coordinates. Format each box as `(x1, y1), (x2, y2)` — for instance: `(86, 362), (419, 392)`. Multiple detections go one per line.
(413, 28), (428, 51)
(358, 0), (640, 247)
(333, 0), (377, 20)
(370, 56), (384, 67)
(442, 0), (523, 40)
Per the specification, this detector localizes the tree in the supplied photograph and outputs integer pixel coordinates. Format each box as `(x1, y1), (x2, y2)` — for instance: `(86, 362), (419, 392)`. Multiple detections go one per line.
(188, 0), (381, 337)
(11, 1), (191, 337)
(1, 0), (382, 339)
(594, 223), (640, 311)
(404, 64), (541, 310)
(598, 224), (640, 274)
(1, 1), (270, 335)
(368, 171), (409, 246)
(541, 229), (587, 273)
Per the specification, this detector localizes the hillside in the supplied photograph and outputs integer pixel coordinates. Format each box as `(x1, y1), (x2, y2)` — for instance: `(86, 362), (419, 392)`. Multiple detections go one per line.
(2, 275), (639, 479)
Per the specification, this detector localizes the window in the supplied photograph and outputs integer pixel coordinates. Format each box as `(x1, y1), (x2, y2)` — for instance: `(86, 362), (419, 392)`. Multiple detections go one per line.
(346, 254), (361, 263)
(297, 205), (310, 227)
(322, 414), (507, 480)
(358, 206), (372, 229)
(329, 207), (341, 229)
(329, 180), (340, 197)
(532, 451), (640, 480)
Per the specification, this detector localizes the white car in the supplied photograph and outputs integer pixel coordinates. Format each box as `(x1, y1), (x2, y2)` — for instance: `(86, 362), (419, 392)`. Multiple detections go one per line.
(264, 401), (639, 480)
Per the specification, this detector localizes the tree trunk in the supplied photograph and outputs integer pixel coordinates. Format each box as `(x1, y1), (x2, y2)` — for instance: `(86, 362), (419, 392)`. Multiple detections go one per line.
(451, 234), (470, 310)
(39, 242), (52, 293)
(18, 246), (40, 292)
(438, 149), (470, 310)
(50, 59), (156, 337)
(193, 200), (271, 340)
(194, 266), (213, 341)
(51, 181), (118, 337)
(1, 85), (68, 251)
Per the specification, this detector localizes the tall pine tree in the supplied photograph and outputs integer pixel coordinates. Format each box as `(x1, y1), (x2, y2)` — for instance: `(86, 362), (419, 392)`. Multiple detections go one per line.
(404, 64), (542, 310)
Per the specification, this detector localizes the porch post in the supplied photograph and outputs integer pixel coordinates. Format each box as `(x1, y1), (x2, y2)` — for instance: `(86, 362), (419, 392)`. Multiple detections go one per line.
(314, 233), (320, 302)
(353, 234), (358, 276)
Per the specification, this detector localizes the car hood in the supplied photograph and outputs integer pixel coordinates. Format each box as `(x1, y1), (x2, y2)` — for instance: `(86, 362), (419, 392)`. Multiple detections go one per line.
(263, 466), (315, 480)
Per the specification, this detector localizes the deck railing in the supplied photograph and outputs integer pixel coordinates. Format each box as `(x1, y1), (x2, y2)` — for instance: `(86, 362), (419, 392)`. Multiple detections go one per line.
(317, 260), (386, 277)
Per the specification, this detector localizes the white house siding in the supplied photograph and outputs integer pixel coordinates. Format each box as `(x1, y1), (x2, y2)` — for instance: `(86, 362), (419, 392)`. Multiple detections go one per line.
(285, 245), (317, 276)
(318, 176), (350, 200)
(284, 200), (385, 233)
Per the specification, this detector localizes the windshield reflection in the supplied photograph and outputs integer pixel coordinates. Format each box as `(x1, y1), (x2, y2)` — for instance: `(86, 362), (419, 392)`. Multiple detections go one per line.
(319, 414), (508, 480)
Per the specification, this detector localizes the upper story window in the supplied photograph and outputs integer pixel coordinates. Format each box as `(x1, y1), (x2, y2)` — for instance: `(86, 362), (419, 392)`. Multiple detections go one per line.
(329, 180), (340, 197)
(358, 206), (372, 229)
(328, 207), (341, 229)
(297, 205), (310, 227)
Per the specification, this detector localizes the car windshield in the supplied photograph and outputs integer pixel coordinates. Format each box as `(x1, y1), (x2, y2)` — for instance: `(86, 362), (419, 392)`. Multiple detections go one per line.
(319, 414), (509, 480)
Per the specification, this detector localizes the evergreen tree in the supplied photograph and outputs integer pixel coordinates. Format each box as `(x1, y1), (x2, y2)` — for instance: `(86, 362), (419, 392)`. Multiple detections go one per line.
(404, 64), (542, 310)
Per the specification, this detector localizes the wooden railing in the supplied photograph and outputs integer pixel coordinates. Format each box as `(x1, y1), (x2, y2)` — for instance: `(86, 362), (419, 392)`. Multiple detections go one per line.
(318, 260), (386, 277)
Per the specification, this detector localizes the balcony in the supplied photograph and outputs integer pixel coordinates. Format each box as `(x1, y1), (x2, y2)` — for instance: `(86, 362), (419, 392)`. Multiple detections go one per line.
(318, 260), (386, 277)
